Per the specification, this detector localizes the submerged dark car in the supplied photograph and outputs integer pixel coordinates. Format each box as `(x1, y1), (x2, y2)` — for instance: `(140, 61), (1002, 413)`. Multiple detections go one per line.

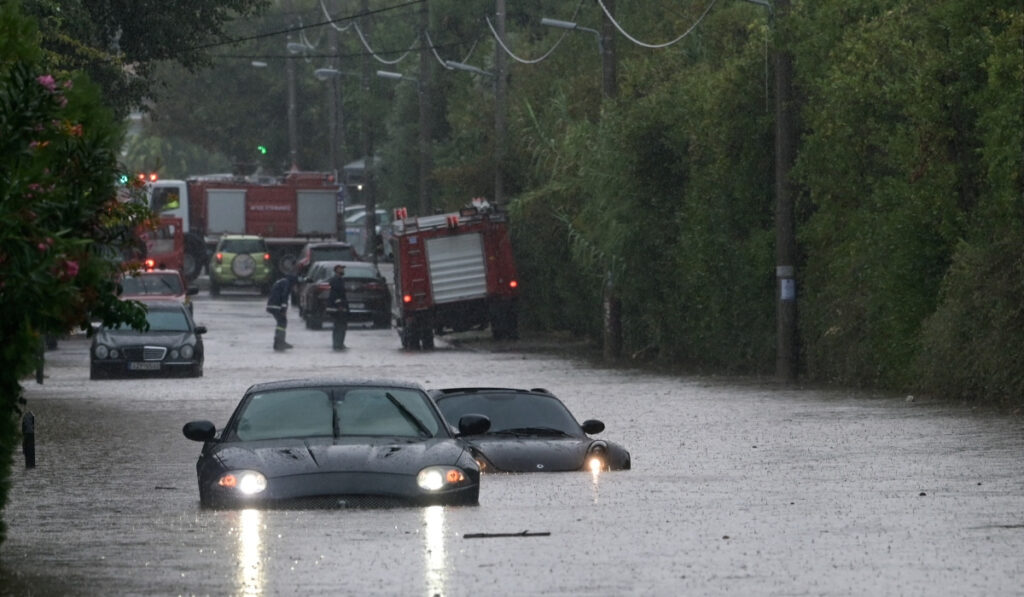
(430, 387), (631, 473)
(182, 378), (490, 509)
(90, 300), (206, 379)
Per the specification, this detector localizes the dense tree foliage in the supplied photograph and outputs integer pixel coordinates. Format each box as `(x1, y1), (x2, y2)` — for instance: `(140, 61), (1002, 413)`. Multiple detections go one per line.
(0, 1), (151, 543)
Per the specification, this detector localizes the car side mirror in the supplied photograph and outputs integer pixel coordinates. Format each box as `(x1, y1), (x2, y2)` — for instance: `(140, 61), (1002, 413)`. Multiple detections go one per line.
(187, 287), (199, 296)
(183, 420), (216, 442)
(581, 419), (605, 435)
(457, 414), (491, 436)
(194, 325), (207, 335)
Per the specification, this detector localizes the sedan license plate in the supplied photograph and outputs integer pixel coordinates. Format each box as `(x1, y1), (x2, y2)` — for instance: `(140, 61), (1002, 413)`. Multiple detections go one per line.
(128, 362), (161, 371)
(349, 302), (364, 309)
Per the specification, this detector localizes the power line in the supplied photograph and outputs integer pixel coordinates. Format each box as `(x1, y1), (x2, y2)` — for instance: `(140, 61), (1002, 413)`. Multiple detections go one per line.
(187, 0), (424, 53)
(595, 0), (719, 49)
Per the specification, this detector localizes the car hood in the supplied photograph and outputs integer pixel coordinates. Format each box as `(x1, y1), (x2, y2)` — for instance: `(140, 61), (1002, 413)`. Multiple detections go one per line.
(467, 436), (593, 472)
(213, 437), (468, 477)
(94, 329), (193, 347)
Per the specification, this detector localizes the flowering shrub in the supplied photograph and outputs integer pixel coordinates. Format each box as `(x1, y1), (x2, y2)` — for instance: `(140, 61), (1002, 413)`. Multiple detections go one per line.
(0, 2), (149, 545)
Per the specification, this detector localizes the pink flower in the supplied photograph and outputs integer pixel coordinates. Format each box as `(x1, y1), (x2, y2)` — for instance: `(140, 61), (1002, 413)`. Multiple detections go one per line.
(37, 242), (48, 252)
(63, 260), (79, 278)
(36, 75), (56, 92)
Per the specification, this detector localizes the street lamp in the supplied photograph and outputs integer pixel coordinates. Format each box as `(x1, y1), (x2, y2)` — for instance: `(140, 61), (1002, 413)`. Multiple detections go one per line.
(541, 17), (602, 53)
(376, 70), (415, 82)
(445, 60), (494, 78)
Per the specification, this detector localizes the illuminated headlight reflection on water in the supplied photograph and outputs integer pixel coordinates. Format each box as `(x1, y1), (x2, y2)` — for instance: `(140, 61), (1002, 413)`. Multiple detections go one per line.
(236, 508), (264, 597)
(423, 505), (447, 595)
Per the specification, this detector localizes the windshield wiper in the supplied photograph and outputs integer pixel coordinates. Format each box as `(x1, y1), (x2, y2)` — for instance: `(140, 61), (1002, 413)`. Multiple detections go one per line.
(384, 392), (432, 438)
(491, 427), (572, 437)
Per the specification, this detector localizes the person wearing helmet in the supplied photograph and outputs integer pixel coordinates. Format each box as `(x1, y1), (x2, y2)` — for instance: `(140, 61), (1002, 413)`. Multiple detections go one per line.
(326, 264), (349, 350)
(266, 274), (298, 351)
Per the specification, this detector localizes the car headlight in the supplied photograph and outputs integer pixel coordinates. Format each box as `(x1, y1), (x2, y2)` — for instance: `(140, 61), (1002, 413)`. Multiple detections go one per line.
(586, 442), (608, 473)
(416, 466), (469, 491)
(180, 344), (194, 359)
(217, 470), (267, 496)
(169, 349), (180, 359)
(94, 345), (109, 359)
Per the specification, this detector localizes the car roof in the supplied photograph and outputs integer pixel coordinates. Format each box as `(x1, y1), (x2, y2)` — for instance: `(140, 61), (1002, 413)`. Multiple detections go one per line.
(221, 234), (263, 239)
(430, 387), (556, 399)
(306, 241), (355, 248)
(246, 377), (426, 394)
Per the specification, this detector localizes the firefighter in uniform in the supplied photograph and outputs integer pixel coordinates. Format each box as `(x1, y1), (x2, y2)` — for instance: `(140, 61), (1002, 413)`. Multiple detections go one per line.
(326, 264), (349, 350)
(266, 274), (297, 351)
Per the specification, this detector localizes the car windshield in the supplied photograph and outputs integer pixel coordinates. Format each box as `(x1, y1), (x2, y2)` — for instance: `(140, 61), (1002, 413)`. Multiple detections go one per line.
(436, 392), (581, 435)
(316, 263), (376, 280)
(311, 246), (358, 262)
(122, 274), (183, 295)
(232, 386), (441, 441)
(110, 308), (190, 332)
(219, 238), (266, 253)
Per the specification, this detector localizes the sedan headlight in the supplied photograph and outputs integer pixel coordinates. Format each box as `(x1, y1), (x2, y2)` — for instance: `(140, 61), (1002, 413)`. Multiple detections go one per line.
(217, 470), (267, 496)
(179, 344), (194, 359)
(94, 345), (109, 359)
(586, 442), (608, 473)
(416, 466), (469, 491)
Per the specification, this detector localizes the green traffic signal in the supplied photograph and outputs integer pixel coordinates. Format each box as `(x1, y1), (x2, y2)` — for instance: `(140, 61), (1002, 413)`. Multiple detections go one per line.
(119, 174), (129, 184)
(257, 145), (267, 155)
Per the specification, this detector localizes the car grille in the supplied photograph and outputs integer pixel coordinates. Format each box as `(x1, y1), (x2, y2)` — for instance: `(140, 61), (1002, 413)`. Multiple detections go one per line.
(260, 495), (415, 510)
(123, 346), (167, 361)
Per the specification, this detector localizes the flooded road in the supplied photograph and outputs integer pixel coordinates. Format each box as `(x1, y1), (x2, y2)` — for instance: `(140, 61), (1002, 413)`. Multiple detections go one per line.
(2, 289), (1023, 595)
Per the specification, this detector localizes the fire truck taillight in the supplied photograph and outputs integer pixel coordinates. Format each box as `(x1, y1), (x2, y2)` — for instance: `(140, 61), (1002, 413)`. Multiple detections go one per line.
(403, 294), (413, 304)
(144, 259), (156, 271)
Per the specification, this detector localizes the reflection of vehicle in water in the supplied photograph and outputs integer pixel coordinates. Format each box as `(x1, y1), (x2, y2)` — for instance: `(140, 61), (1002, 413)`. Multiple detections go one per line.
(147, 172), (341, 282)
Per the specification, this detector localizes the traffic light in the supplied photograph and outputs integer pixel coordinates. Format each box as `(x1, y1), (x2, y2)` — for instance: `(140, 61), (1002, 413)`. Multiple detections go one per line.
(257, 145), (267, 155)
(119, 173), (129, 184)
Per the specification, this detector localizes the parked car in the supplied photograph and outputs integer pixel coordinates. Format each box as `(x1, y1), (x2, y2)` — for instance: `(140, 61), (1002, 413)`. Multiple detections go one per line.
(429, 387), (631, 473)
(294, 241), (362, 275)
(119, 268), (198, 314)
(181, 378), (490, 509)
(345, 208), (393, 261)
(292, 241), (362, 303)
(90, 300), (206, 379)
(208, 235), (272, 296)
(298, 260), (391, 329)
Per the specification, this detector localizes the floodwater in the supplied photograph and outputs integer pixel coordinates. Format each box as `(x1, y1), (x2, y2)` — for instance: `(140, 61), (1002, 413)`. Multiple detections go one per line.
(2, 289), (1023, 596)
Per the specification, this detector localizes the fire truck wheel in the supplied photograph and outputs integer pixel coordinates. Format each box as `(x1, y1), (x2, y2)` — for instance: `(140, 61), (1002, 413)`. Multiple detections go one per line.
(400, 326), (418, 350)
(420, 329), (435, 350)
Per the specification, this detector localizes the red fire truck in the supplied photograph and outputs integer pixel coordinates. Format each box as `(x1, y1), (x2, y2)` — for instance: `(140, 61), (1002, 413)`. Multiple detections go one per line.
(135, 216), (185, 272)
(145, 172), (342, 281)
(390, 201), (519, 350)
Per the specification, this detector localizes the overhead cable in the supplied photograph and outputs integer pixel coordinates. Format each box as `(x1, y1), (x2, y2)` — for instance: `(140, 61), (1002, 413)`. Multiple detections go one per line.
(353, 22), (417, 65)
(188, 0), (423, 52)
(319, 0), (355, 32)
(425, 29), (481, 69)
(486, 0), (584, 65)
(595, 0), (719, 49)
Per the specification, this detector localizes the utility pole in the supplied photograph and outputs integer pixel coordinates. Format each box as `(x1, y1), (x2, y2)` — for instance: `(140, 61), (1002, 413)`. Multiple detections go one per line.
(601, 0), (621, 362)
(360, 0), (377, 266)
(418, 1), (433, 215)
(493, 0), (508, 205)
(286, 33), (299, 171)
(773, 0), (797, 382)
